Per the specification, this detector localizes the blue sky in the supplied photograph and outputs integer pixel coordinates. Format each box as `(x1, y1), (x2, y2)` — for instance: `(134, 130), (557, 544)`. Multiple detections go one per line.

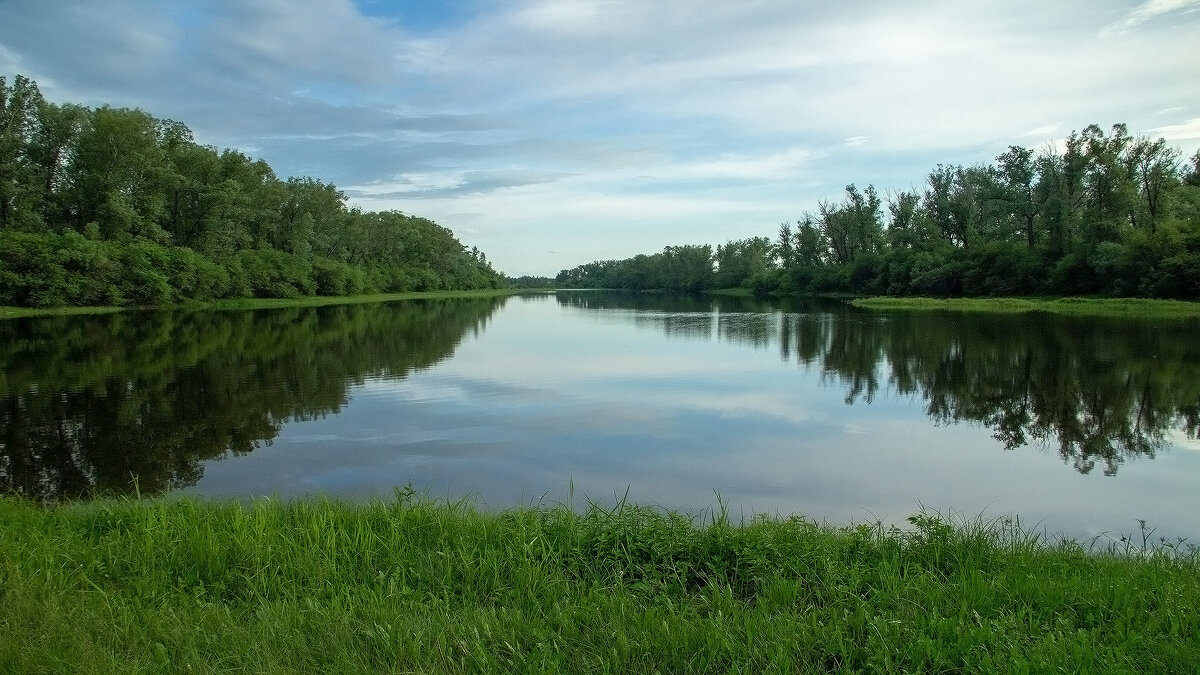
(2, 0), (1199, 276)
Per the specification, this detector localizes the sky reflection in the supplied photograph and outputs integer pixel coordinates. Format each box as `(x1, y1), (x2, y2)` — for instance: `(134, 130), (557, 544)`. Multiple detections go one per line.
(188, 294), (1200, 543)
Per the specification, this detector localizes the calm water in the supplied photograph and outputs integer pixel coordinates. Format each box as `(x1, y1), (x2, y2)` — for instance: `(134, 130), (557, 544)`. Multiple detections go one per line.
(3, 293), (1199, 542)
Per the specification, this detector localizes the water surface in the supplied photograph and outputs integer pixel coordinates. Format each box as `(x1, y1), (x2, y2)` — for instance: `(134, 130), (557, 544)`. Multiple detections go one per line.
(3, 293), (1198, 542)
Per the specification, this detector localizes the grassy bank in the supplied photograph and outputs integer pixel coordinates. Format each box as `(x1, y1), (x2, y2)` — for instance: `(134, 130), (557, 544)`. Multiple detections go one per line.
(706, 287), (755, 297)
(0, 289), (517, 321)
(852, 296), (1200, 317)
(2, 495), (1197, 673)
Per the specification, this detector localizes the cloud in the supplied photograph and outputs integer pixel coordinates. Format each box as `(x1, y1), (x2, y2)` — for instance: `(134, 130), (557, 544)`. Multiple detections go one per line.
(1147, 117), (1200, 141)
(1101, 0), (1200, 35)
(345, 168), (569, 199)
(1020, 124), (1062, 138)
(200, 0), (402, 88)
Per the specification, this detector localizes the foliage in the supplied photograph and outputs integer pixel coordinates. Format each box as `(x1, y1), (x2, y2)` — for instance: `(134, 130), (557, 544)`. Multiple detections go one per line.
(559, 124), (1200, 299)
(556, 244), (717, 292)
(0, 75), (505, 308)
(506, 275), (557, 288)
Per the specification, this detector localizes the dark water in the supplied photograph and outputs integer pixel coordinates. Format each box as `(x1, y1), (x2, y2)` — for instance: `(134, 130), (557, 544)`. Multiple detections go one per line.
(3, 293), (1199, 541)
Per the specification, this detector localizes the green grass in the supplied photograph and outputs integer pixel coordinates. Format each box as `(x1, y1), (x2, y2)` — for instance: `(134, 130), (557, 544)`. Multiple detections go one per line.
(707, 287), (755, 297)
(0, 289), (516, 321)
(2, 494), (1197, 673)
(852, 296), (1200, 317)
(0, 304), (128, 320)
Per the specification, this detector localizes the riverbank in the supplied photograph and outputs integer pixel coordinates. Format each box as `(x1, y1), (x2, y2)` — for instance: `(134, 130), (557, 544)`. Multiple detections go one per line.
(851, 296), (1200, 317)
(2, 495), (1196, 673)
(0, 288), (521, 321)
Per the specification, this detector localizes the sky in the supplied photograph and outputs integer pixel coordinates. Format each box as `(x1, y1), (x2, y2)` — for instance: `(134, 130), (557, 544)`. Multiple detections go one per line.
(1, 0), (1199, 277)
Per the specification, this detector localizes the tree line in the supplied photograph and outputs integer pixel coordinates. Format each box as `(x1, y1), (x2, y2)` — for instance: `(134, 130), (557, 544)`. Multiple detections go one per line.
(0, 75), (505, 307)
(557, 124), (1200, 298)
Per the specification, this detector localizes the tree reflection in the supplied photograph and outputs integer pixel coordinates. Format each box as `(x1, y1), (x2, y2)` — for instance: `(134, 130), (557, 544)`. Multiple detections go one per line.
(558, 292), (1200, 476)
(791, 310), (1200, 475)
(0, 298), (504, 500)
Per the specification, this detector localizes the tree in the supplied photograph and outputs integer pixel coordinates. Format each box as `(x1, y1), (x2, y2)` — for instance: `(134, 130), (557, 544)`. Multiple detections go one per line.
(661, 244), (714, 291)
(1035, 133), (1088, 257)
(776, 221), (794, 268)
(1127, 135), (1180, 234)
(714, 236), (774, 288)
(994, 145), (1043, 249)
(1185, 151), (1200, 188)
(793, 214), (825, 267)
(0, 74), (44, 229)
(885, 190), (920, 249)
(25, 100), (85, 229)
(1080, 123), (1137, 243)
(62, 106), (171, 241)
(923, 165), (977, 249)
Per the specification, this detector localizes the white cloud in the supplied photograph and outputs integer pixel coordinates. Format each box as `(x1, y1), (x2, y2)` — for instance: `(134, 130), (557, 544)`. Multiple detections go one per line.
(1102, 0), (1200, 35)
(1020, 124), (1062, 138)
(513, 0), (611, 34)
(1147, 117), (1200, 141)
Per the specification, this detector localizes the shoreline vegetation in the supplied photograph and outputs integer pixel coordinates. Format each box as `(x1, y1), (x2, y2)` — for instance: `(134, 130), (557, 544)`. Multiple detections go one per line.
(9, 288), (1200, 321)
(0, 288), (525, 321)
(2, 494), (1196, 673)
(0, 75), (505, 312)
(554, 125), (1200, 302)
(850, 295), (1200, 317)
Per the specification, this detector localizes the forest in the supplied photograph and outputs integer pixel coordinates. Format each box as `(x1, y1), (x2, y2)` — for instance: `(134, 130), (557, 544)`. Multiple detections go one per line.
(557, 126), (1200, 298)
(0, 75), (505, 308)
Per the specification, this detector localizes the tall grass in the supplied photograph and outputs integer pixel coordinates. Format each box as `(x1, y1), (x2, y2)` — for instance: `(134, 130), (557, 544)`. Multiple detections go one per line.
(2, 493), (1197, 673)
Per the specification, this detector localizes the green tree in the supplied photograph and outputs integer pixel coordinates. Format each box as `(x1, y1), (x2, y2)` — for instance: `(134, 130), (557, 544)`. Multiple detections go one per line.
(715, 236), (774, 288)
(62, 106), (171, 241)
(994, 145), (1043, 249)
(0, 74), (44, 229)
(1127, 135), (1180, 234)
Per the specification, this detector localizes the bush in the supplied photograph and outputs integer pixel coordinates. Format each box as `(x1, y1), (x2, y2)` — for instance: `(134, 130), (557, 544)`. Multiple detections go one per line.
(847, 253), (885, 295)
(115, 241), (174, 305)
(167, 247), (233, 301)
(312, 257), (366, 296)
(909, 257), (965, 296)
(0, 231), (124, 306)
(1147, 252), (1200, 298)
(961, 242), (1045, 296)
(1050, 251), (1102, 296)
(231, 249), (316, 299)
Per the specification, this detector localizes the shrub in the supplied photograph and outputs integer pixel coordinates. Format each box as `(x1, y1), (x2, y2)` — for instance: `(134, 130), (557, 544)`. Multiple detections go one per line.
(231, 249), (316, 299)
(312, 257), (366, 296)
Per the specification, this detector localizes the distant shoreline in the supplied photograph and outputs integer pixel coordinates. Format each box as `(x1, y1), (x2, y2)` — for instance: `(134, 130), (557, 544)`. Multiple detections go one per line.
(8, 291), (1200, 321)
(0, 289), (523, 321)
(851, 296), (1200, 316)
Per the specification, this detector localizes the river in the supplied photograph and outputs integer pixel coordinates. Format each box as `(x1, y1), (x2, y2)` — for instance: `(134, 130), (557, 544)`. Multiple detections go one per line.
(3, 292), (1198, 543)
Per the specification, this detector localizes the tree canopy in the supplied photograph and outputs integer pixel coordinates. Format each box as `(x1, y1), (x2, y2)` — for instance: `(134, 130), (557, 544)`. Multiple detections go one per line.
(558, 124), (1200, 299)
(0, 75), (505, 307)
